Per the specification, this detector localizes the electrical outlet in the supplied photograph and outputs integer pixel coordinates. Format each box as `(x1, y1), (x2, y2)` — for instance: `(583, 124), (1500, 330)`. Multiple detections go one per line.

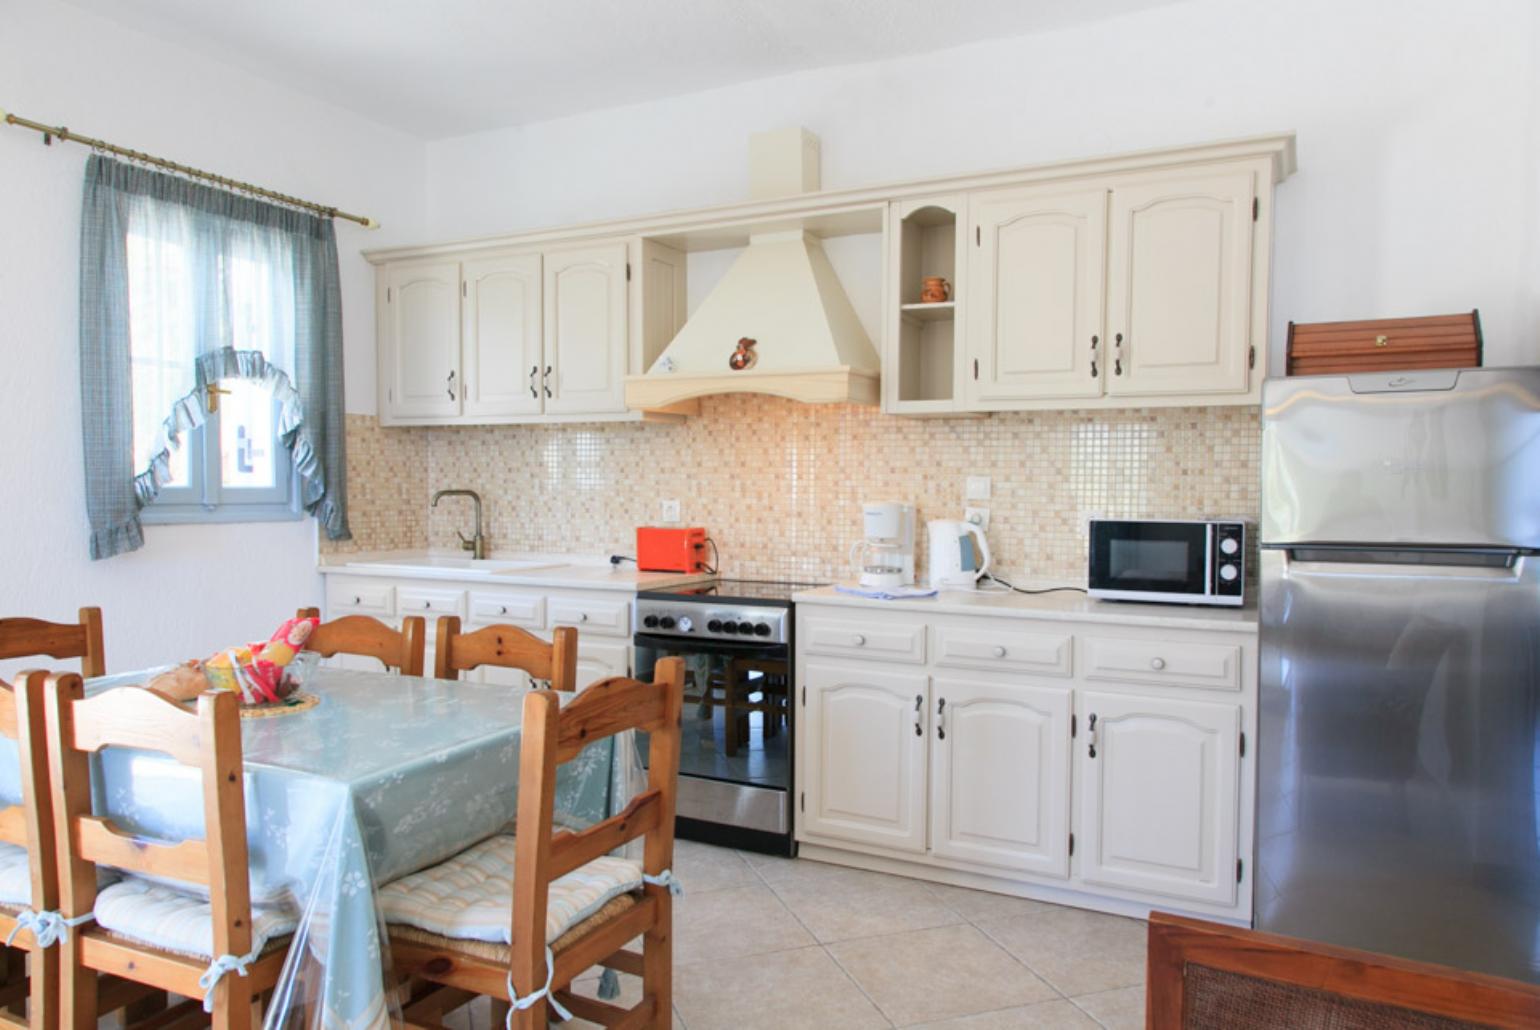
(965, 506), (991, 531)
(660, 499), (681, 523)
(965, 476), (992, 501)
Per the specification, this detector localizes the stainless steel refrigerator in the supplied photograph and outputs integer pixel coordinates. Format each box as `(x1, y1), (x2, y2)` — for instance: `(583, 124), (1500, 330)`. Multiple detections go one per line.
(1258, 366), (1540, 984)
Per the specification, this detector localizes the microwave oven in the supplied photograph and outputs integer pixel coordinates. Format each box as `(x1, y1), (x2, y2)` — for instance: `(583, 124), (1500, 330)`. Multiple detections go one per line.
(1087, 519), (1247, 606)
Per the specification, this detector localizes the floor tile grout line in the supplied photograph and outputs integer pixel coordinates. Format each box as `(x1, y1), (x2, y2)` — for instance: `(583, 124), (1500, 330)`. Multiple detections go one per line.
(820, 942), (898, 1029)
(750, 860), (896, 1028)
(970, 916), (1073, 1002)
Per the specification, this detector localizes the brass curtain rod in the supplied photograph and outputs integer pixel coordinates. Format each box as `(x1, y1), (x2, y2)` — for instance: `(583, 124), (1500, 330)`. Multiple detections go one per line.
(1, 107), (379, 229)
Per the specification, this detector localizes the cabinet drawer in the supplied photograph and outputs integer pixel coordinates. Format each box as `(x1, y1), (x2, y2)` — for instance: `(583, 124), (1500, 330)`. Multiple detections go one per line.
(802, 617), (927, 664)
(397, 586), (468, 621)
(934, 625), (1072, 677)
(325, 579), (395, 618)
(1083, 635), (1241, 692)
(467, 590), (545, 629)
(549, 596), (630, 637)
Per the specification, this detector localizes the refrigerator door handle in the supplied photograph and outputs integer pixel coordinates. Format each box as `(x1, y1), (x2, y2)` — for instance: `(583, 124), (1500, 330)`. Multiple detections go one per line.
(1271, 545), (1524, 571)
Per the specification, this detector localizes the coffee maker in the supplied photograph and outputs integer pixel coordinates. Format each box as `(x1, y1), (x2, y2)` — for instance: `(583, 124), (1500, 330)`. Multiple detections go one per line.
(849, 502), (916, 588)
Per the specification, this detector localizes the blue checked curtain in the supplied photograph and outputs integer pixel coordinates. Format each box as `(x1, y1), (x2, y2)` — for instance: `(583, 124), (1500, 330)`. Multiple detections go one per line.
(78, 155), (350, 558)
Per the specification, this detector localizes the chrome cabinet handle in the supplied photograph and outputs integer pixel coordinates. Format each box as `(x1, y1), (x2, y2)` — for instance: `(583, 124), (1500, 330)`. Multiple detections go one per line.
(1090, 334), (1099, 378)
(936, 697), (947, 740)
(499, 606), (508, 615)
(852, 633), (866, 646)
(992, 646), (1007, 658)
(1088, 713), (1099, 758)
(1113, 333), (1124, 376)
(529, 365), (539, 399)
(543, 365), (553, 398)
(913, 694), (923, 736)
(1150, 657), (1166, 670)
(447, 370), (457, 400)
(578, 612), (589, 622)
(352, 595), (361, 605)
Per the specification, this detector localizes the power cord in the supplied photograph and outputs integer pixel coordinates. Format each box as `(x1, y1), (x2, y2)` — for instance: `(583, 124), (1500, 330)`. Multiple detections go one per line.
(701, 537), (719, 575)
(609, 555), (636, 566)
(981, 573), (1088, 596)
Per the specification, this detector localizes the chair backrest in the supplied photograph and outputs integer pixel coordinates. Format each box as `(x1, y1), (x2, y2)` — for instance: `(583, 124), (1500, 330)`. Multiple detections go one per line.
(1147, 911), (1540, 1029)
(297, 607), (426, 677)
(0, 672), (57, 914)
(44, 676), (255, 962)
(0, 609), (105, 679)
(508, 658), (684, 994)
(433, 616), (577, 691)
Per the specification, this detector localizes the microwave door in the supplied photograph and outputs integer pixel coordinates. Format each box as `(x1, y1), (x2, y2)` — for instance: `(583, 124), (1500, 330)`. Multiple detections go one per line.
(1092, 522), (1210, 598)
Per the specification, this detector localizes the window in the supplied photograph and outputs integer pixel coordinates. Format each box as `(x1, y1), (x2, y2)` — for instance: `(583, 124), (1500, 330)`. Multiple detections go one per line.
(126, 215), (301, 524)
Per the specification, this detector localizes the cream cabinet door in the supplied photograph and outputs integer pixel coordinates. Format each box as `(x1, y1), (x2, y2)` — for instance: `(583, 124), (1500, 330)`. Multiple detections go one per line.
(383, 260), (461, 420)
(1078, 691), (1240, 905)
(800, 663), (929, 853)
(463, 254), (543, 418)
(930, 678), (1071, 877)
(542, 243), (628, 415)
(575, 639), (630, 690)
(967, 187), (1108, 403)
(1104, 169), (1255, 398)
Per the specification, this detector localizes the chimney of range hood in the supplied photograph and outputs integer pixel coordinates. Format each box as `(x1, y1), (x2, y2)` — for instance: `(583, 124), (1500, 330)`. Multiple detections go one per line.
(624, 128), (880, 410)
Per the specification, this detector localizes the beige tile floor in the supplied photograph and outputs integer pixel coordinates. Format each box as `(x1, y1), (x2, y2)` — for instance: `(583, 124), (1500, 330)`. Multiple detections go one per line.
(448, 840), (1148, 1029)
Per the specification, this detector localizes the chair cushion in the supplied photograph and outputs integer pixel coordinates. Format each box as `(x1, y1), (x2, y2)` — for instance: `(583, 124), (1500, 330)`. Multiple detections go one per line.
(0, 843), (29, 907)
(378, 834), (644, 946)
(93, 876), (299, 960)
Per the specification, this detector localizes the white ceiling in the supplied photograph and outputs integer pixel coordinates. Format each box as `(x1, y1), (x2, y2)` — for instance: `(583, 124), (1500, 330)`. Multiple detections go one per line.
(64, 0), (1184, 139)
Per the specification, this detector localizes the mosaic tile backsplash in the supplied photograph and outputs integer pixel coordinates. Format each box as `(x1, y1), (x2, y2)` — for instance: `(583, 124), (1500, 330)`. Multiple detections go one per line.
(329, 398), (1261, 585)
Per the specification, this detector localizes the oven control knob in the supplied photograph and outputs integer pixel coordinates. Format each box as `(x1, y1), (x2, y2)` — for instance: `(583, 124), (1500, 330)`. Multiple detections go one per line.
(1219, 563), (1240, 582)
(753, 623), (771, 637)
(721, 621), (738, 634)
(1219, 536), (1240, 556)
(736, 621), (757, 635)
(659, 616), (676, 629)
(707, 619), (723, 633)
(677, 616), (693, 633)
(642, 614), (659, 629)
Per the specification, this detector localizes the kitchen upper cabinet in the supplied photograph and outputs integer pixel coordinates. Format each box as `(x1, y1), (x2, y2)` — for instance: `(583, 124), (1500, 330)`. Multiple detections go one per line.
(1078, 691), (1240, 906)
(1104, 169), (1256, 398)
(930, 677), (1071, 877)
(967, 187), (1107, 404)
(377, 241), (642, 426)
(383, 260), (461, 420)
(462, 254), (543, 418)
(543, 243), (629, 415)
(801, 662), (929, 854)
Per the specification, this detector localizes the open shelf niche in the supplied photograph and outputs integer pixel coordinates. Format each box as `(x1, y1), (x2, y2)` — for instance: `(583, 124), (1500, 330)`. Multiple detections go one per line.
(890, 195), (965, 412)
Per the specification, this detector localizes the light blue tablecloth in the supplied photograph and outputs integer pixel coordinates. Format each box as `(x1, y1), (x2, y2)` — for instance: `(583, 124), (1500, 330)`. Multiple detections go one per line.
(0, 668), (633, 1030)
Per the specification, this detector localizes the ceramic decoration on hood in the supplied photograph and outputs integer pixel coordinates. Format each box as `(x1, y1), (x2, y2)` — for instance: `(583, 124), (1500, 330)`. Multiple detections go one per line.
(927, 519), (991, 590)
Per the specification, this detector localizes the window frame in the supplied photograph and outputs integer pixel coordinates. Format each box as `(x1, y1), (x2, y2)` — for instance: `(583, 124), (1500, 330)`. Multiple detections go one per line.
(139, 386), (302, 526)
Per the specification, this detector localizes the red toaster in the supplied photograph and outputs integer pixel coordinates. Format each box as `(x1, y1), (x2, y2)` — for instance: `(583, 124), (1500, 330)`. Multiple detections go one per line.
(636, 526), (708, 573)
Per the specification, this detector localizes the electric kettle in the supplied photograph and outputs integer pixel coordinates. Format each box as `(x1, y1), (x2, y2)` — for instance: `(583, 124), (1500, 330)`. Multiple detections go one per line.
(926, 520), (992, 589)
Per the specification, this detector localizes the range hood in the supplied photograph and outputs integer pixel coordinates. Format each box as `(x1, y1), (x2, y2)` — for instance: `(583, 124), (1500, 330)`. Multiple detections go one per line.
(625, 129), (880, 409)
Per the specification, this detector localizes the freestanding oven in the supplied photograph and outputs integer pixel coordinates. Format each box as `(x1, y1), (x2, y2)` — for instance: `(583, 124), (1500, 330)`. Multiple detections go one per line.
(633, 579), (821, 856)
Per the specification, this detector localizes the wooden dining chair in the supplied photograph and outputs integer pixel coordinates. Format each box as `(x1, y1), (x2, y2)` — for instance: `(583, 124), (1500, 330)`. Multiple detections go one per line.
(1147, 911), (1540, 1028)
(0, 609), (105, 679)
(381, 657), (685, 1029)
(44, 676), (295, 1030)
(296, 607), (427, 676)
(0, 671), (59, 1029)
(433, 615), (578, 691)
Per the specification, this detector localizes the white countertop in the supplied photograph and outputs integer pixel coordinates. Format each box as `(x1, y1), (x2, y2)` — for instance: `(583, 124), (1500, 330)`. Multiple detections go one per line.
(792, 583), (1258, 632)
(318, 551), (712, 593)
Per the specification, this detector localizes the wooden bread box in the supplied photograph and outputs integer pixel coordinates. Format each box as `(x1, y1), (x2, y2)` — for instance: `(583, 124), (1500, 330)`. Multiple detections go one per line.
(1286, 310), (1482, 375)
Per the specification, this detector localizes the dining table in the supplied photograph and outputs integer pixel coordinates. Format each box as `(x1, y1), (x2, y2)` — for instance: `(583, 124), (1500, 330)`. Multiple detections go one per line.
(0, 665), (642, 1030)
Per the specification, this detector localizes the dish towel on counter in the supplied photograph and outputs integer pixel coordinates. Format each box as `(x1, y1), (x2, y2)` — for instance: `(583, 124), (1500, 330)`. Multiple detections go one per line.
(835, 585), (940, 601)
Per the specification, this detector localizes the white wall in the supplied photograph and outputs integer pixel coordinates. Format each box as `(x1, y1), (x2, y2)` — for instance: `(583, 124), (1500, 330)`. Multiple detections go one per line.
(426, 0), (1540, 369)
(0, 0), (427, 676)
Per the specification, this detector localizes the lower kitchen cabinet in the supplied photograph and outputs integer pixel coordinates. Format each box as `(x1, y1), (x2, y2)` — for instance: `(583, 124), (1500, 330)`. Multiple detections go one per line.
(800, 662), (930, 854)
(1077, 690), (1241, 906)
(930, 677), (1071, 877)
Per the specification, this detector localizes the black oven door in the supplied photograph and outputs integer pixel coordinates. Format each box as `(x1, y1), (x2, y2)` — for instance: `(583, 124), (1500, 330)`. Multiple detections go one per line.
(1089, 521), (1209, 599)
(632, 632), (794, 850)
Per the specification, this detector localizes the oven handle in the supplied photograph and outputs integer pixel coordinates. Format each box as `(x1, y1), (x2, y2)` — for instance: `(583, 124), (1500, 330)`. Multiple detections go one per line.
(632, 632), (789, 657)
